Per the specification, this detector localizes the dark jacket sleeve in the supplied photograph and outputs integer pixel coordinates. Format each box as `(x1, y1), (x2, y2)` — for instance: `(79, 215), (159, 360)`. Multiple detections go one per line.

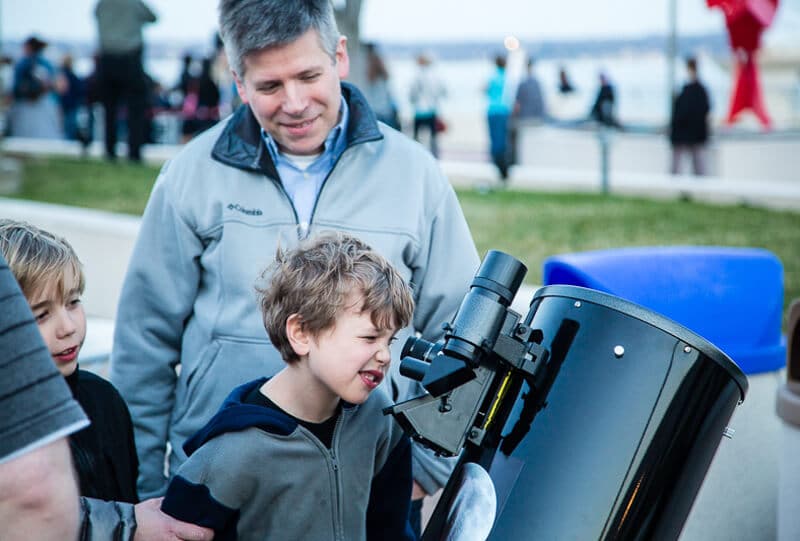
(78, 497), (137, 541)
(161, 475), (239, 540)
(367, 435), (417, 541)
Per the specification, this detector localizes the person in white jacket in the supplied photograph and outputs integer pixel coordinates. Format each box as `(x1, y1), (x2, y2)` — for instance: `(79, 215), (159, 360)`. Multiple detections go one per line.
(409, 52), (447, 157)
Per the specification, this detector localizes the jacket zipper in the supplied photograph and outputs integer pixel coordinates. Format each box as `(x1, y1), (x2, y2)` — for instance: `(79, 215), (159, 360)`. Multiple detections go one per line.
(330, 410), (346, 541)
(305, 132), (381, 236)
(269, 144), (356, 241)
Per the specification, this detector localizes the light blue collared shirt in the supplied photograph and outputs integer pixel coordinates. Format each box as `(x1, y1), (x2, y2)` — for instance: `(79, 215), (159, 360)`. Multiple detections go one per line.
(261, 97), (349, 234)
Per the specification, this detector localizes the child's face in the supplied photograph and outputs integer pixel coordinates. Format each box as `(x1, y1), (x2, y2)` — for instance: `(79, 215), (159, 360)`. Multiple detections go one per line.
(304, 299), (397, 406)
(28, 267), (86, 377)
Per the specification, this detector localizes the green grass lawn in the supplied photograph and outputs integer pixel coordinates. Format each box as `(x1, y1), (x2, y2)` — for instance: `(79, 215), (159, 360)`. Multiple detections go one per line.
(9, 154), (160, 215)
(7, 154), (800, 323)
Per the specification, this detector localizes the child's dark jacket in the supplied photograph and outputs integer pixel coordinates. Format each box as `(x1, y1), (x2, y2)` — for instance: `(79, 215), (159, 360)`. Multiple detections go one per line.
(67, 367), (139, 503)
(161, 378), (416, 541)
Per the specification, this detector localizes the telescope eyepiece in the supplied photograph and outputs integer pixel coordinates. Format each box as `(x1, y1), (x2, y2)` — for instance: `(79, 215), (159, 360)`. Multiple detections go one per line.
(402, 336), (443, 364)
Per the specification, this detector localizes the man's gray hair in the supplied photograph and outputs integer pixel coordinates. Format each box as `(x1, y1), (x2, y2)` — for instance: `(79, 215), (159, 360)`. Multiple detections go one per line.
(218, 0), (340, 77)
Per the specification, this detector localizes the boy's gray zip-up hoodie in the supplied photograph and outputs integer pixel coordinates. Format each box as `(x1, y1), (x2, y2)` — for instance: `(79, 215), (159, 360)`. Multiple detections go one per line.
(110, 83), (480, 499)
(161, 378), (416, 541)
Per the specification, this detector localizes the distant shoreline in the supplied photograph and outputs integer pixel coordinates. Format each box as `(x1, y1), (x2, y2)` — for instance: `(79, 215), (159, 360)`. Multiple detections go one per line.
(2, 31), (731, 62)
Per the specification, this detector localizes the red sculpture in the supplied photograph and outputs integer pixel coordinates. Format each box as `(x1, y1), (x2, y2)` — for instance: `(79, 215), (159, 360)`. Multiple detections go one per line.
(707, 0), (779, 129)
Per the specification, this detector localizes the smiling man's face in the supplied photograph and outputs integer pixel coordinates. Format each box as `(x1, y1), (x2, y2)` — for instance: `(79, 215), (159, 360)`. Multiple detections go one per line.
(235, 29), (349, 156)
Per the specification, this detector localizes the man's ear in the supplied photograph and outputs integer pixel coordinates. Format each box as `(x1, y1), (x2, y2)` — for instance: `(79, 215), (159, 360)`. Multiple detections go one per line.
(335, 35), (350, 80)
(233, 70), (249, 105)
(286, 313), (311, 357)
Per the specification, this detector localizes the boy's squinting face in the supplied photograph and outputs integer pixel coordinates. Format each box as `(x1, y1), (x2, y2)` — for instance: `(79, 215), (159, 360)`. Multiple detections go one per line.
(304, 300), (397, 406)
(29, 267), (86, 377)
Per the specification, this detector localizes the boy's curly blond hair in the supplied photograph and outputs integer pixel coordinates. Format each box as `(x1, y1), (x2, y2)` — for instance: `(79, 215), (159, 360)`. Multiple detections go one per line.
(257, 231), (414, 363)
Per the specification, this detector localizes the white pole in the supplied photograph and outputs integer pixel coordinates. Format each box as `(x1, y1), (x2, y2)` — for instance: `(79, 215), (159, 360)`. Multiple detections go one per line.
(667, 0), (678, 116)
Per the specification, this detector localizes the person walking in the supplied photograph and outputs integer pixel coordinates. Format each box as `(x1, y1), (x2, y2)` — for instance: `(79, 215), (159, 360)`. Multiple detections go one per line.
(485, 53), (513, 182)
(94, 0), (157, 162)
(109, 1), (479, 537)
(409, 52), (446, 157)
(363, 42), (400, 130)
(669, 57), (712, 176)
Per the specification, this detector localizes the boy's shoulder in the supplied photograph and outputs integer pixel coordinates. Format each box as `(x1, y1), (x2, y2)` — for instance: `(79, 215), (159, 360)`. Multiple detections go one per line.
(76, 367), (109, 384)
(184, 378), (298, 456)
(76, 368), (126, 402)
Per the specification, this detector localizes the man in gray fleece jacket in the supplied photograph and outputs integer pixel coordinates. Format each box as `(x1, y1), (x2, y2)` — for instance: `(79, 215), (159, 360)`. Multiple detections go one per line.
(110, 0), (479, 534)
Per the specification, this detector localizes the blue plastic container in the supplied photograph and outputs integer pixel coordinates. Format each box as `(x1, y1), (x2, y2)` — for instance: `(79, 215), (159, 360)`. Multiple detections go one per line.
(542, 246), (785, 374)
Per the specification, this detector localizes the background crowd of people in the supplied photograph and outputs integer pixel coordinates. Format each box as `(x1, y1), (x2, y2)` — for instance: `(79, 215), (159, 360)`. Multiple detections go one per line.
(2, 34), (237, 156)
(1, 3), (714, 181)
(2, 0), (239, 163)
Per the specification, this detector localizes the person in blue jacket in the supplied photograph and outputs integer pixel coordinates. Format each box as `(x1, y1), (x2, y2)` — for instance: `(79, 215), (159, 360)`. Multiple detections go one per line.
(162, 232), (417, 541)
(485, 53), (512, 182)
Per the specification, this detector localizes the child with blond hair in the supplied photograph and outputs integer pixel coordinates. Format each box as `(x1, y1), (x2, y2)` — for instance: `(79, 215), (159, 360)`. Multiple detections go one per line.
(0, 219), (139, 503)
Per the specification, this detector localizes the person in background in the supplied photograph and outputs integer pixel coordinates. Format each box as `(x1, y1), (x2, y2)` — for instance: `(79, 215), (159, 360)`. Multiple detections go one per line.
(8, 35), (62, 139)
(0, 220), (215, 541)
(161, 232), (416, 540)
(589, 71), (620, 128)
(175, 53), (194, 107)
(94, 0), (157, 162)
(485, 53), (513, 182)
(0, 252), (89, 541)
(180, 57), (221, 142)
(409, 51), (446, 157)
(80, 54), (103, 152)
(514, 58), (546, 122)
(109, 1), (478, 538)
(0, 220), (139, 504)
(669, 56), (711, 176)
(364, 42), (400, 130)
(145, 75), (174, 144)
(57, 54), (87, 142)
(510, 56), (547, 165)
(210, 32), (239, 119)
(0, 55), (14, 106)
(557, 66), (575, 95)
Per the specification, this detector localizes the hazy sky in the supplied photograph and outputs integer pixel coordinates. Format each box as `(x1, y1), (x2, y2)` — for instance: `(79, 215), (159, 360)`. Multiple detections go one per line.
(2, 0), (798, 45)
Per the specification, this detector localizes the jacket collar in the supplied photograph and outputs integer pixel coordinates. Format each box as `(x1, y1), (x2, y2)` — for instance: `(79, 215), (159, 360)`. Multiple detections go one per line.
(210, 82), (383, 178)
(183, 378), (296, 456)
(183, 376), (359, 455)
